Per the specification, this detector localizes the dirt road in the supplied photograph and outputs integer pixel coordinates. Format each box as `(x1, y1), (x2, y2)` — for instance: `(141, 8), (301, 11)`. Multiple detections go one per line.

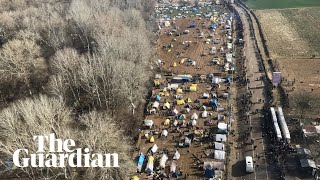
(231, 3), (275, 180)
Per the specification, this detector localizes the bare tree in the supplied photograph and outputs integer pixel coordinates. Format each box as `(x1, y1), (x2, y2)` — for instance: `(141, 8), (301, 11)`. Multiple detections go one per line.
(0, 95), (135, 180)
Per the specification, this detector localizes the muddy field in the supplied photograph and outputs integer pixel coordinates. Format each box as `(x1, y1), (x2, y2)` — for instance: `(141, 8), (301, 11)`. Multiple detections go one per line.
(134, 8), (234, 179)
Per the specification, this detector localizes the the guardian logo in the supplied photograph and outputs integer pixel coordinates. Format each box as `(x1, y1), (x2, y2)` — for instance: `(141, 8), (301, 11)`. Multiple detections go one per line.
(13, 133), (119, 168)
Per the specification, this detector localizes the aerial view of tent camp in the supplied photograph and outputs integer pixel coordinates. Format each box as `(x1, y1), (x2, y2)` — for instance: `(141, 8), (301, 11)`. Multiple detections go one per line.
(132, 1), (235, 179)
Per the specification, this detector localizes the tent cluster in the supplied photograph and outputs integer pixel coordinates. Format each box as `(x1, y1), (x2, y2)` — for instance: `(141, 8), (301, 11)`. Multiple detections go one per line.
(132, 3), (236, 180)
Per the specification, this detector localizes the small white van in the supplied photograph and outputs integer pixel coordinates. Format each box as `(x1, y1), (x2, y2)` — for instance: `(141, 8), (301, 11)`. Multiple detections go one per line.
(245, 156), (254, 173)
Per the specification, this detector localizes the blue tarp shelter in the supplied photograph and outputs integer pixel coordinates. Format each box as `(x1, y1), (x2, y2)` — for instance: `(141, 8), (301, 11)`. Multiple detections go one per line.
(155, 95), (161, 101)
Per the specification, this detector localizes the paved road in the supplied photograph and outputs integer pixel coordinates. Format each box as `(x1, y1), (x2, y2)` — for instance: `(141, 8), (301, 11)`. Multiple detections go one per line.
(232, 4), (274, 180)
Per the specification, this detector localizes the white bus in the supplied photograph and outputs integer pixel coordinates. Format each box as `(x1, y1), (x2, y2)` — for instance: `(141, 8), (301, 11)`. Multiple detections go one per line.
(277, 107), (291, 143)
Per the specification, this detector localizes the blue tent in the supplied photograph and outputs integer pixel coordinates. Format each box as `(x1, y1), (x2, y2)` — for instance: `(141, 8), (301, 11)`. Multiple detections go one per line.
(193, 8), (198, 13)
(210, 23), (217, 30)
(189, 24), (196, 28)
(210, 99), (217, 107)
(225, 77), (231, 83)
(155, 95), (161, 101)
(137, 153), (145, 173)
(204, 168), (214, 178)
(178, 114), (186, 120)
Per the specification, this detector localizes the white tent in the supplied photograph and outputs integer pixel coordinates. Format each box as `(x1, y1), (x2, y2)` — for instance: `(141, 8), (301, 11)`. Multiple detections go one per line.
(159, 154), (168, 168)
(161, 129), (168, 137)
(173, 120), (178, 126)
(152, 101), (159, 109)
(214, 150), (225, 160)
(203, 93), (210, 98)
(192, 119), (197, 126)
(186, 108), (190, 113)
(172, 108), (179, 115)
(218, 123), (228, 131)
(185, 137), (191, 146)
(144, 120), (154, 127)
(212, 77), (222, 84)
(164, 21), (170, 27)
(202, 110), (208, 118)
(151, 144), (158, 153)
(170, 162), (177, 172)
(214, 142), (225, 150)
(191, 113), (199, 120)
(173, 150), (180, 160)
(216, 134), (227, 142)
(168, 84), (179, 90)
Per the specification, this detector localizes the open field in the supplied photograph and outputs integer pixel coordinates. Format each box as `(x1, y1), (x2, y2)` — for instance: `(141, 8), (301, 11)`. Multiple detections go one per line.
(255, 8), (320, 58)
(245, 0), (320, 9)
(255, 7), (320, 96)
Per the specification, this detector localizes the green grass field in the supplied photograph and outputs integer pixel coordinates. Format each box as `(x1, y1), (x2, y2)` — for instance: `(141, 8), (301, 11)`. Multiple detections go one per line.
(245, 0), (320, 9)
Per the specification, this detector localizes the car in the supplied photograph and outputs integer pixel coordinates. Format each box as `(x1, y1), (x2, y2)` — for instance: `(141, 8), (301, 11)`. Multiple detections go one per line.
(245, 156), (254, 173)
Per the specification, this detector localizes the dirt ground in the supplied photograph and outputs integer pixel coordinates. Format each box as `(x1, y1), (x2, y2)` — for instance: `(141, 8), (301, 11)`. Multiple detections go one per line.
(134, 8), (234, 179)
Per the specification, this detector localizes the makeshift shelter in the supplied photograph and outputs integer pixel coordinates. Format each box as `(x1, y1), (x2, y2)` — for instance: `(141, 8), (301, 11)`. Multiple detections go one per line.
(176, 88), (183, 94)
(172, 62), (177, 67)
(131, 176), (139, 180)
(185, 104), (192, 108)
(189, 84), (197, 92)
(170, 162), (177, 173)
(192, 119), (197, 126)
(216, 134), (227, 142)
(180, 58), (187, 64)
(164, 119), (170, 126)
(203, 93), (210, 99)
(155, 95), (161, 101)
(202, 110), (208, 118)
(145, 156), (154, 173)
(151, 144), (158, 153)
(191, 113), (199, 120)
(217, 123), (228, 134)
(178, 114), (186, 121)
(173, 150), (180, 160)
(150, 136), (155, 143)
(159, 154), (168, 169)
(172, 109), (179, 116)
(176, 99), (185, 105)
(164, 21), (170, 27)
(214, 142), (225, 150)
(168, 84), (179, 90)
(155, 74), (161, 79)
(185, 108), (190, 114)
(209, 99), (218, 107)
(152, 101), (159, 109)
(154, 79), (160, 86)
(137, 153), (145, 173)
(204, 162), (214, 178)
(163, 102), (170, 109)
(161, 129), (168, 137)
(144, 120), (154, 128)
(185, 137), (191, 147)
(214, 150), (225, 160)
(173, 120), (178, 126)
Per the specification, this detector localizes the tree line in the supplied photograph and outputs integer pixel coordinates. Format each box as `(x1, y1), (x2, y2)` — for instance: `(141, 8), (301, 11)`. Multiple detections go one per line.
(0, 0), (154, 179)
